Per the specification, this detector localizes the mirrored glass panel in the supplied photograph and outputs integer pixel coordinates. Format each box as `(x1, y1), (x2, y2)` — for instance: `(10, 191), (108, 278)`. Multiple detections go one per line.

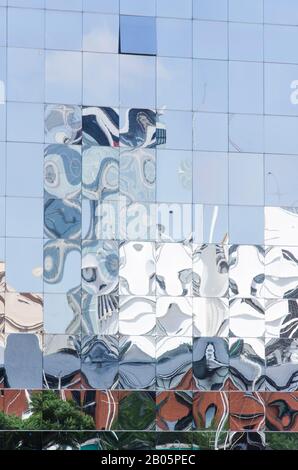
(229, 0), (263, 22)
(229, 23), (263, 61)
(265, 25), (298, 64)
(83, 13), (119, 53)
(157, 0), (192, 19)
(157, 150), (192, 203)
(120, 15), (156, 55)
(157, 57), (192, 111)
(264, 0), (298, 25)
(45, 51), (82, 105)
(6, 143), (43, 197)
(229, 153), (264, 206)
(193, 21), (228, 60)
(83, 53), (119, 106)
(7, 48), (44, 103)
(193, 59), (228, 113)
(120, 0), (155, 16)
(194, 113), (228, 152)
(8, 7), (44, 48)
(229, 62), (263, 114)
(265, 154), (298, 206)
(120, 55), (156, 108)
(46, 11), (82, 51)
(193, 152), (228, 205)
(194, 0), (228, 20)
(229, 206), (264, 245)
(157, 18), (192, 58)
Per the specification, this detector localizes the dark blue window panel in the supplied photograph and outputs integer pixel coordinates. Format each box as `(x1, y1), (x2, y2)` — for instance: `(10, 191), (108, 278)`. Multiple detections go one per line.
(120, 15), (156, 55)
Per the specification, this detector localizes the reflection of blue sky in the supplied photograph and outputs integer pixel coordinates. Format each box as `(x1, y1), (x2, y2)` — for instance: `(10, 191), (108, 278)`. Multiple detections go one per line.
(193, 152), (228, 205)
(6, 197), (43, 238)
(83, 12), (118, 52)
(46, 0), (82, 11)
(120, 0), (155, 16)
(160, 110), (192, 150)
(194, 112), (228, 152)
(7, 102), (44, 143)
(265, 154), (298, 207)
(120, 55), (156, 108)
(0, 103), (5, 140)
(229, 206), (264, 245)
(229, 114), (263, 154)
(264, 0), (298, 25)
(229, 0), (263, 22)
(229, 23), (263, 62)
(0, 197), (4, 237)
(229, 62), (263, 114)
(44, 293), (75, 334)
(120, 15), (156, 55)
(265, 115), (298, 154)
(157, 57), (192, 110)
(44, 243), (81, 293)
(265, 63), (298, 116)
(157, 150), (192, 203)
(157, 18), (192, 58)
(0, 142), (5, 195)
(193, 204), (228, 244)
(6, 143), (43, 197)
(8, 48), (44, 102)
(193, 0), (227, 21)
(0, 237), (4, 261)
(193, 20), (227, 59)
(193, 59), (228, 113)
(6, 238), (43, 292)
(7, 7), (44, 48)
(229, 153), (264, 206)
(46, 50), (82, 105)
(83, 53), (119, 106)
(0, 8), (6, 45)
(46, 10), (82, 50)
(157, 0), (192, 18)
(84, 0), (119, 14)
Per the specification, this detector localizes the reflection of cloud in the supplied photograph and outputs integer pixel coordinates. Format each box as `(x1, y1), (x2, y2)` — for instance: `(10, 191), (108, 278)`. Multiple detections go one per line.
(120, 55), (155, 94)
(84, 27), (117, 52)
(83, 53), (118, 105)
(157, 58), (171, 81)
(46, 51), (81, 86)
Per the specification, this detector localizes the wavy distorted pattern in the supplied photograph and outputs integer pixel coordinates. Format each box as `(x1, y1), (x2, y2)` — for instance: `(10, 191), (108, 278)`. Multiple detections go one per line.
(83, 107), (119, 147)
(81, 335), (118, 389)
(120, 108), (157, 148)
(43, 239), (81, 285)
(44, 198), (81, 239)
(120, 148), (155, 203)
(82, 146), (119, 200)
(44, 144), (81, 200)
(45, 104), (82, 145)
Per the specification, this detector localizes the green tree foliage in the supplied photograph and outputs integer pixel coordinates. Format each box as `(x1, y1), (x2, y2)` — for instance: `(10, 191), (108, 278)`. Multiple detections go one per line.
(0, 390), (96, 449)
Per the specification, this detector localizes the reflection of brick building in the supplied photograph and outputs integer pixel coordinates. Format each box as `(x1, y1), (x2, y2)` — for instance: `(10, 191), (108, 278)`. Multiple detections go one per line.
(157, 391), (192, 431)
(266, 392), (298, 431)
(4, 390), (32, 418)
(193, 392), (228, 430)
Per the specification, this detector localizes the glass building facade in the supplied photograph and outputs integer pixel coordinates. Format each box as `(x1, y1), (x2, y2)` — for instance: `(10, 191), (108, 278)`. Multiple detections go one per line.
(0, 0), (297, 451)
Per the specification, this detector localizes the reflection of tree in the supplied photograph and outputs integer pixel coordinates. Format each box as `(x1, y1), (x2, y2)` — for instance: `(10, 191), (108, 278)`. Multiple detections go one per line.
(0, 390), (95, 449)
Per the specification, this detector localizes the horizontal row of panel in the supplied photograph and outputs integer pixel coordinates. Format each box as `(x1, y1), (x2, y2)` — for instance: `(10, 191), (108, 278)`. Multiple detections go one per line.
(0, 334), (297, 391)
(0, 294), (297, 338)
(0, 389), (298, 432)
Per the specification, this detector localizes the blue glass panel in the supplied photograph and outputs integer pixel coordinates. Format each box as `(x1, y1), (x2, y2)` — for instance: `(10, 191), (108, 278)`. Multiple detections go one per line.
(120, 15), (156, 55)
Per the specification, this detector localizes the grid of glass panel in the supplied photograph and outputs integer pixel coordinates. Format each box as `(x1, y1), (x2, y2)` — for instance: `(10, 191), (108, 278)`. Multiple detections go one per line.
(0, 0), (298, 451)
